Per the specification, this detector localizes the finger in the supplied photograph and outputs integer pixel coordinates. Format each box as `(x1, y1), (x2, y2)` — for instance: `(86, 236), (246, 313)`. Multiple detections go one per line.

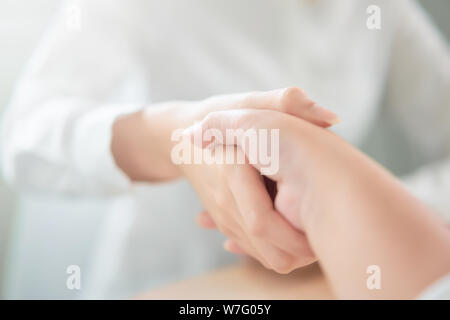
(217, 198), (273, 269)
(223, 239), (247, 255)
(220, 224), (272, 269)
(225, 237), (272, 270)
(229, 161), (316, 270)
(244, 87), (340, 127)
(207, 87), (340, 127)
(196, 211), (217, 229)
(202, 177), (274, 270)
(278, 87), (340, 127)
(198, 194), (266, 262)
(224, 162), (295, 273)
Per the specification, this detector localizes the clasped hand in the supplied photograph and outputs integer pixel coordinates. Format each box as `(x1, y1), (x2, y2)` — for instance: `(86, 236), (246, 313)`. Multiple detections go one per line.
(180, 88), (340, 273)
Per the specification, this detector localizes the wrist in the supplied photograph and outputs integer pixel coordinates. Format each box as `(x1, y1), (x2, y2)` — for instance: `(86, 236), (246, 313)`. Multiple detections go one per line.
(294, 139), (361, 235)
(111, 105), (185, 182)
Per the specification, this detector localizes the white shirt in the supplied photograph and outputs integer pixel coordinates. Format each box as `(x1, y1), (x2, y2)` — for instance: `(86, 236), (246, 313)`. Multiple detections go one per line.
(2, 0), (450, 298)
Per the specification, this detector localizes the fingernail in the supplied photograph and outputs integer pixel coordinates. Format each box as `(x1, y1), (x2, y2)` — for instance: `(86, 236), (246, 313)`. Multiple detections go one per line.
(311, 104), (341, 125)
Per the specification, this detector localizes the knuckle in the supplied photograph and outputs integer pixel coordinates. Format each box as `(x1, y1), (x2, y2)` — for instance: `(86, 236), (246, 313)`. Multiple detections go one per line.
(202, 112), (219, 129)
(280, 86), (314, 113)
(280, 87), (302, 110)
(284, 86), (306, 99)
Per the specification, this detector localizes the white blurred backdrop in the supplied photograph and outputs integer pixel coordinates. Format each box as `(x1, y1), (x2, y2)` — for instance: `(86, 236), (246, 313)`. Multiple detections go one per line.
(0, 0), (109, 299)
(0, 0), (449, 299)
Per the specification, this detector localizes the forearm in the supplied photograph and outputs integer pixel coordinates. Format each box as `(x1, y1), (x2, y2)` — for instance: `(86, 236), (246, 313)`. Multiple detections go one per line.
(111, 102), (196, 182)
(304, 145), (450, 299)
(111, 98), (226, 182)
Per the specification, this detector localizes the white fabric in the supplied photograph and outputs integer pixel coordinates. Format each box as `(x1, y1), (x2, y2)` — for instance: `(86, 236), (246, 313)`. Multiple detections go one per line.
(1, 0), (449, 298)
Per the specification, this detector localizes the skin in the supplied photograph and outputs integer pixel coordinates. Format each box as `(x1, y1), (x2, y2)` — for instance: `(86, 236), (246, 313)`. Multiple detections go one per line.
(111, 87), (339, 273)
(190, 109), (450, 299)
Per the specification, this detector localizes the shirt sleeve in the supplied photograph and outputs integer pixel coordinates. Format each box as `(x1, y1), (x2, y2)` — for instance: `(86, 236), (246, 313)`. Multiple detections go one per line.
(384, 0), (450, 222)
(1, 0), (151, 195)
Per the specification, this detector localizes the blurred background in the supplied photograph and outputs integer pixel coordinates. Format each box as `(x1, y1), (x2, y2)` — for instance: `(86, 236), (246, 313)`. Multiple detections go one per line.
(0, 0), (112, 299)
(0, 0), (449, 299)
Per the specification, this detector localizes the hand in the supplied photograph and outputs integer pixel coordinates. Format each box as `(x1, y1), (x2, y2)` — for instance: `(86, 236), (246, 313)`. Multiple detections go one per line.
(185, 108), (349, 247)
(112, 88), (339, 273)
(180, 145), (316, 272)
(177, 90), (338, 273)
(112, 87), (339, 182)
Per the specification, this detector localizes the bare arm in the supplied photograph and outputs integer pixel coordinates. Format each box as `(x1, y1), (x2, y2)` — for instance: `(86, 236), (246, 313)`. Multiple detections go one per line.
(191, 109), (450, 299)
(302, 131), (450, 299)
